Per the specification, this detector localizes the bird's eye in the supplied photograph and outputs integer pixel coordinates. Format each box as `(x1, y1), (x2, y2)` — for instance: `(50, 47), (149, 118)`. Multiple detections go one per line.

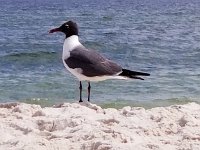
(65, 24), (69, 28)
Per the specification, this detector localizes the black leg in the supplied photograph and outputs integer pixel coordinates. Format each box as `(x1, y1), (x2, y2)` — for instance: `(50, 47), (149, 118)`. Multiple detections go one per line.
(87, 82), (91, 102)
(79, 81), (83, 102)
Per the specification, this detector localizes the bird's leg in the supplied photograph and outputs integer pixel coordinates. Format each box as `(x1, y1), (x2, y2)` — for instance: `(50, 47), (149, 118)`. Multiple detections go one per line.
(87, 82), (91, 102)
(79, 81), (83, 102)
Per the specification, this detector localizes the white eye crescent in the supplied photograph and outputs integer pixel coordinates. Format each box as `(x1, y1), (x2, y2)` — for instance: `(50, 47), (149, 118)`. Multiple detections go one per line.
(65, 24), (69, 28)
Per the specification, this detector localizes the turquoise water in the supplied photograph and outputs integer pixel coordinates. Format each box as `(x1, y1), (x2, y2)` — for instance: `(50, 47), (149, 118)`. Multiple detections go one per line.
(0, 0), (200, 107)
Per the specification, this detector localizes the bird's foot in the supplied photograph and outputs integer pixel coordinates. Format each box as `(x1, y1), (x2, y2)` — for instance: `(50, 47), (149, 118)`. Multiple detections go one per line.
(79, 99), (83, 103)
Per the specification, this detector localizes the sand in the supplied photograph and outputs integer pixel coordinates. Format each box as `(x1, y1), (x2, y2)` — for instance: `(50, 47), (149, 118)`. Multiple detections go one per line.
(0, 102), (200, 150)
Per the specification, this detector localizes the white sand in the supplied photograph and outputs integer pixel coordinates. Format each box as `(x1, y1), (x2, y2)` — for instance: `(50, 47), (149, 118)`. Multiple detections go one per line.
(0, 102), (200, 150)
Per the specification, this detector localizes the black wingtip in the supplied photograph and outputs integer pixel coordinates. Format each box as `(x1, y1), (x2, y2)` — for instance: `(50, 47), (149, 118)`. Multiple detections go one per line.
(143, 72), (150, 76)
(121, 69), (150, 76)
(119, 69), (150, 80)
(132, 76), (145, 80)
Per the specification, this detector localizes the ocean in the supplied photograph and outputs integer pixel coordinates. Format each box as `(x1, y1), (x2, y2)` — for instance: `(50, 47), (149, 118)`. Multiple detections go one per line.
(0, 0), (200, 108)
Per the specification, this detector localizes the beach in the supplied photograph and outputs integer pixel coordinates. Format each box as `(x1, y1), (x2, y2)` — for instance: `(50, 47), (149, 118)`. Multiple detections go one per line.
(1, 1), (200, 149)
(0, 102), (200, 150)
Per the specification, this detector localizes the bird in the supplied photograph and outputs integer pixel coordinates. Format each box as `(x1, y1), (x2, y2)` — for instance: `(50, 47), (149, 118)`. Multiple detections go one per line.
(49, 20), (150, 102)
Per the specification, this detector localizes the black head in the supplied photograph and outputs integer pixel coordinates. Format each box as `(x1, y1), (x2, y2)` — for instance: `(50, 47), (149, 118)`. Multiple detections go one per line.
(49, 21), (78, 38)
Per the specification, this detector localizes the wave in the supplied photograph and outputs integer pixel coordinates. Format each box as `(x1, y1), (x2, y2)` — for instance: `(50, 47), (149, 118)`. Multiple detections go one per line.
(16, 97), (200, 109)
(1, 51), (56, 58)
(100, 97), (199, 109)
(0, 51), (58, 63)
(19, 98), (75, 108)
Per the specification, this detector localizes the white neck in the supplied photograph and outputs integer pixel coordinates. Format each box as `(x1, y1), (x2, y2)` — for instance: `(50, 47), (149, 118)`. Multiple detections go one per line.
(62, 35), (81, 59)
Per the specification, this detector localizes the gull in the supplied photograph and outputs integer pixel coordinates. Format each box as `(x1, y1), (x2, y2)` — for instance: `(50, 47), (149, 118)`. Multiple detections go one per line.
(49, 21), (150, 102)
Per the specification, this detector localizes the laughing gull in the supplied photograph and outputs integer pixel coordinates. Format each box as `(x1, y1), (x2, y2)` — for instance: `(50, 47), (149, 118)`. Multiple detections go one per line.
(49, 21), (150, 102)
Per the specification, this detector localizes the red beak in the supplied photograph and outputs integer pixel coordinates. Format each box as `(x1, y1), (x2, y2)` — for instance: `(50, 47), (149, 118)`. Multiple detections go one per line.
(49, 28), (60, 33)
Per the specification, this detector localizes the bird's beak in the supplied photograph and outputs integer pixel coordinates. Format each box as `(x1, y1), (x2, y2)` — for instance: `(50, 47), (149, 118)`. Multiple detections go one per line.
(49, 27), (61, 33)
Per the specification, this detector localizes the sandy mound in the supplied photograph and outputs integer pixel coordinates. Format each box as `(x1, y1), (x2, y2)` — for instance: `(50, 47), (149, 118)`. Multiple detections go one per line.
(0, 102), (200, 150)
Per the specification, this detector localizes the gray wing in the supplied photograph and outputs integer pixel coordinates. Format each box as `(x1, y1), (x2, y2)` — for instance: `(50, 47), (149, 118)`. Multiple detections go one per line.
(64, 46), (122, 77)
